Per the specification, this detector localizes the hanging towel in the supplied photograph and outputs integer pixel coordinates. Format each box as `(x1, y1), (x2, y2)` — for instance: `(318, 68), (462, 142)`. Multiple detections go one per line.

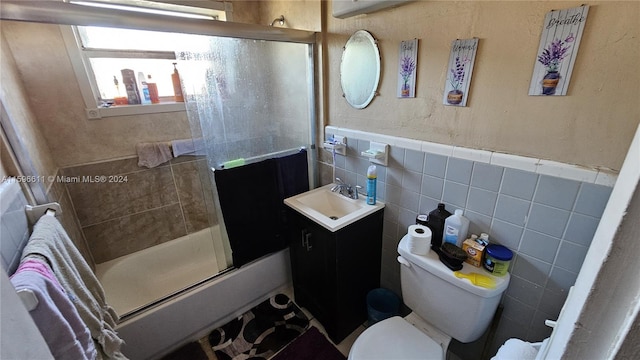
(171, 138), (206, 157)
(214, 159), (284, 267)
(136, 142), (173, 168)
(11, 260), (97, 360)
(22, 216), (128, 360)
(214, 150), (309, 268)
(274, 150), (309, 231)
(274, 149), (309, 200)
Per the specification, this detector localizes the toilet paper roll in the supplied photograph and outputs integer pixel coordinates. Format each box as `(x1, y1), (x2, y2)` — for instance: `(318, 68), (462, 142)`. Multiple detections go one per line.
(408, 224), (432, 255)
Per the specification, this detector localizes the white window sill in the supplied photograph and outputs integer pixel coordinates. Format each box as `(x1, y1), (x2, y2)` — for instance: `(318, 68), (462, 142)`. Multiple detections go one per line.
(86, 102), (186, 119)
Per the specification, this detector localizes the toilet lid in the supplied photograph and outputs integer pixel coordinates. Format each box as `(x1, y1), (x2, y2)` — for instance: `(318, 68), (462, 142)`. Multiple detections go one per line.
(349, 316), (443, 360)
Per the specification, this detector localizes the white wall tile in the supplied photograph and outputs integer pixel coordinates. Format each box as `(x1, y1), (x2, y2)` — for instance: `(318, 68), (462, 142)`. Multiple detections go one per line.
(537, 159), (598, 183)
(452, 146), (492, 163)
(421, 141), (454, 157)
(491, 152), (539, 173)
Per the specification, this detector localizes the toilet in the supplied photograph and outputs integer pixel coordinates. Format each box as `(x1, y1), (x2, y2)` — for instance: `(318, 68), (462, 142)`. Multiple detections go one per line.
(349, 233), (511, 359)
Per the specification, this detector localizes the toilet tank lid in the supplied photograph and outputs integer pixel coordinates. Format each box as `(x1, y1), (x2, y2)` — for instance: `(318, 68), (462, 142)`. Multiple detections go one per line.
(398, 234), (510, 298)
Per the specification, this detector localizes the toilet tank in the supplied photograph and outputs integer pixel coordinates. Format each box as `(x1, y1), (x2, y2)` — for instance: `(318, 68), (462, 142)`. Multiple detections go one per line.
(397, 234), (510, 343)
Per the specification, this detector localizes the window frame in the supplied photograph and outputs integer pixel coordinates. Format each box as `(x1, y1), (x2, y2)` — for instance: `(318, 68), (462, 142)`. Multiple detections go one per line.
(60, 0), (232, 119)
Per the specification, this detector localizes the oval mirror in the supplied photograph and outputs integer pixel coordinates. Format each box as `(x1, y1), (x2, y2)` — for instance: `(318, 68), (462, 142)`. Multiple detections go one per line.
(340, 30), (381, 109)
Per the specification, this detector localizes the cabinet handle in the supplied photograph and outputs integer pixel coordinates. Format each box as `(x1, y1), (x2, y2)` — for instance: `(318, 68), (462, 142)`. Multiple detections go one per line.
(304, 232), (313, 251)
(301, 229), (307, 248)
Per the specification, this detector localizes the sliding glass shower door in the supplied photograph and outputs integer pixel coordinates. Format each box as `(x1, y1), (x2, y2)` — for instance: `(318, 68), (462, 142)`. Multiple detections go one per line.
(177, 36), (316, 269)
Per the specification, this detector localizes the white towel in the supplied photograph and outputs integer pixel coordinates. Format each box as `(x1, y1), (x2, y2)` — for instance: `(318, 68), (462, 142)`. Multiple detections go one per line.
(22, 216), (128, 360)
(171, 138), (206, 157)
(136, 142), (173, 168)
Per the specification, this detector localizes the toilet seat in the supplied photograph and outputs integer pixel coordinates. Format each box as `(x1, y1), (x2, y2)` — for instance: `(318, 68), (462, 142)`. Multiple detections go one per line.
(348, 316), (443, 360)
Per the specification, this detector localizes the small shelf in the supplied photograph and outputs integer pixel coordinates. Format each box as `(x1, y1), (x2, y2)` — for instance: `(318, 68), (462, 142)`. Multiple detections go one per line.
(323, 135), (347, 155)
(361, 142), (389, 166)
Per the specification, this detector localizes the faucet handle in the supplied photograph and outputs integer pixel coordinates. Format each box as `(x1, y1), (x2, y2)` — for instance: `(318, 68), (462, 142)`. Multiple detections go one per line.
(335, 177), (344, 184)
(354, 185), (362, 200)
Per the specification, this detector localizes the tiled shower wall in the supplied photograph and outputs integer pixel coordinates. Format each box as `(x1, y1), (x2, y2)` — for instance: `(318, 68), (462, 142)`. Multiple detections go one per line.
(320, 128), (614, 351)
(61, 156), (216, 264)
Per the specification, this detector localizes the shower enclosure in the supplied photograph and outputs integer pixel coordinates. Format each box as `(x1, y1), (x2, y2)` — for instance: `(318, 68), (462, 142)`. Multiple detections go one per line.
(1, 0), (317, 320)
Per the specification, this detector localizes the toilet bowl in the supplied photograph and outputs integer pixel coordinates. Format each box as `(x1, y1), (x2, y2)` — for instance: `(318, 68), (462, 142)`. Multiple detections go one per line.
(348, 316), (443, 359)
(348, 312), (450, 360)
(349, 233), (511, 360)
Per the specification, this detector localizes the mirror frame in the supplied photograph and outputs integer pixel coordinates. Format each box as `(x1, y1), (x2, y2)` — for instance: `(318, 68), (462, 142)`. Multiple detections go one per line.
(340, 30), (381, 109)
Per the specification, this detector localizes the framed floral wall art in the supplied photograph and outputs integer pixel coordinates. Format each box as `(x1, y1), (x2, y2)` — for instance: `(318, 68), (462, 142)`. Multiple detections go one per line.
(397, 39), (418, 98)
(443, 38), (478, 107)
(529, 5), (589, 96)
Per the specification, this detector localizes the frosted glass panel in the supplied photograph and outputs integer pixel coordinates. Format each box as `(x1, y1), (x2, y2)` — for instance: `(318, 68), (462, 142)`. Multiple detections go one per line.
(177, 37), (312, 169)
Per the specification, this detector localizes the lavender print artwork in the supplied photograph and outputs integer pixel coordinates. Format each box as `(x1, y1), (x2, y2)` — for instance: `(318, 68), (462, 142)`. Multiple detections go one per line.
(400, 56), (416, 97)
(397, 39), (418, 98)
(529, 6), (589, 96)
(444, 38), (478, 107)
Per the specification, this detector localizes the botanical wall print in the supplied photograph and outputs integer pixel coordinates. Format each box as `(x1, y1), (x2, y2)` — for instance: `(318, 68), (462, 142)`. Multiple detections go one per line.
(529, 5), (589, 96)
(397, 39), (418, 98)
(443, 38), (478, 107)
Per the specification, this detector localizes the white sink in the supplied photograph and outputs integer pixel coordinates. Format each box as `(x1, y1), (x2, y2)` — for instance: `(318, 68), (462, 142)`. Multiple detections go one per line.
(284, 184), (385, 232)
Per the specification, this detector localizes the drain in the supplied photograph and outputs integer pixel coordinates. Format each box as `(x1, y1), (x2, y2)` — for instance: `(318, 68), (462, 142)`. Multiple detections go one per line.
(329, 216), (339, 220)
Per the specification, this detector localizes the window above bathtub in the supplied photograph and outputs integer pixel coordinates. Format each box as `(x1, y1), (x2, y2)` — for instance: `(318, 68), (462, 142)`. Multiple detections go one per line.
(61, 0), (231, 119)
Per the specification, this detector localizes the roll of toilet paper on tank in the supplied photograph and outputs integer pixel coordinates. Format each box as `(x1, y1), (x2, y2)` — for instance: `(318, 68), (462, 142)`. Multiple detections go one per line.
(407, 224), (432, 255)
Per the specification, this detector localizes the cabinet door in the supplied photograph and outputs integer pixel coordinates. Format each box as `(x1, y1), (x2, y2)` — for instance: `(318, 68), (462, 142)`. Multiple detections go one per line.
(289, 216), (333, 325)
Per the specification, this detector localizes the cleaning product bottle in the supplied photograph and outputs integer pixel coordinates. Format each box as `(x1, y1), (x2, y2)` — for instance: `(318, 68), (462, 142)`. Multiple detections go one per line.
(146, 74), (160, 104)
(366, 164), (377, 205)
(442, 209), (470, 247)
(426, 203), (451, 249)
(171, 62), (184, 102)
(137, 71), (151, 104)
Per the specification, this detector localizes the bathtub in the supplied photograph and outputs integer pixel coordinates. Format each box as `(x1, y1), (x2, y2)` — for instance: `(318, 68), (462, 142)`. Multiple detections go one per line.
(110, 232), (292, 359)
(95, 227), (223, 316)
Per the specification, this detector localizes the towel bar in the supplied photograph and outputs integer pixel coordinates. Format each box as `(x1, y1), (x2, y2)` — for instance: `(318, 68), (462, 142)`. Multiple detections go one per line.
(25, 202), (61, 226)
(16, 289), (38, 311)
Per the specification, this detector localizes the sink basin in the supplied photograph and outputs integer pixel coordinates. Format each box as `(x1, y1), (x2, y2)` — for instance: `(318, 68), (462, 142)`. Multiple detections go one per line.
(284, 184), (385, 232)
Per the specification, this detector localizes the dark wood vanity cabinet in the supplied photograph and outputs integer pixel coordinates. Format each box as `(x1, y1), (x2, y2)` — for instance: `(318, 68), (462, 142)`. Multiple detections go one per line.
(287, 208), (384, 344)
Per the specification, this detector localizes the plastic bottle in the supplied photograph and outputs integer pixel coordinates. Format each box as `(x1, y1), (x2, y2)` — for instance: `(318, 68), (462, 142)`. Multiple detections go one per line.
(426, 203), (451, 249)
(366, 164), (377, 205)
(113, 75), (128, 105)
(171, 62), (184, 102)
(442, 209), (470, 247)
(137, 71), (151, 104)
(120, 68), (141, 104)
(146, 74), (160, 104)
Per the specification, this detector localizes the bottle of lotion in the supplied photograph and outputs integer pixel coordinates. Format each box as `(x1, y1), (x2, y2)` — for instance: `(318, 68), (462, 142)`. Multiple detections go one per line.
(171, 62), (184, 102)
(366, 164), (377, 205)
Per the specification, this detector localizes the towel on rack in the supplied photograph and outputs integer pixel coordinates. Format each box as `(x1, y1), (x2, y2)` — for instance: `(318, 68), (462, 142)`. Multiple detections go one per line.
(136, 142), (173, 168)
(171, 138), (206, 157)
(11, 259), (97, 360)
(22, 216), (127, 360)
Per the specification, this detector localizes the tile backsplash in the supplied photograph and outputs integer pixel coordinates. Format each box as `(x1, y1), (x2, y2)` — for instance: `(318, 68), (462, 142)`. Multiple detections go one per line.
(320, 127), (614, 352)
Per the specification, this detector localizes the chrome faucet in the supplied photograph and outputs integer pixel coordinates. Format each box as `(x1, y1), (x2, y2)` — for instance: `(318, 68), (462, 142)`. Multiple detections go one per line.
(331, 178), (361, 200)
